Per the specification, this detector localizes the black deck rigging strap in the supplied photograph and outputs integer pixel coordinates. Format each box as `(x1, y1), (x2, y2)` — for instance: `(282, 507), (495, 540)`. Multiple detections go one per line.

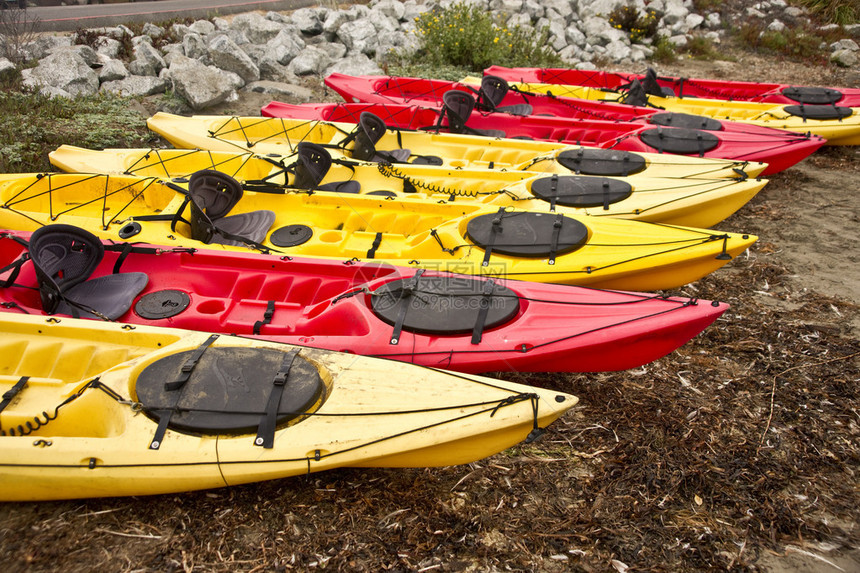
(0, 253), (30, 288)
(548, 214), (564, 266)
(253, 300), (276, 335)
(254, 348), (300, 449)
(547, 175), (559, 212)
(367, 232), (383, 259)
(0, 377), (30, 423)
(389, 269), (425, 345)
(481, 208), (506, 267)
(149, 334), (219, 450)
(470, 279), (496, 345)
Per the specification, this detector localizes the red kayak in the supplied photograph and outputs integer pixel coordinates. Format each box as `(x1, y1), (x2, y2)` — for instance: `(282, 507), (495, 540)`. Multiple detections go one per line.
(262, 96), (824, 175)
(484, 65), (860, 107)
(0, 225), (728, 374)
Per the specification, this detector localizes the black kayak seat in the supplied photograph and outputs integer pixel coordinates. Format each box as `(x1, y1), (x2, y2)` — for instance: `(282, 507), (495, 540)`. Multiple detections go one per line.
(479, 75), (534, 116)
(294, 142), (361, 194)
(187, 170), (275, 247)
(442, 90), (507, 138)
(350, 112), (412, 163)
(28, 224), (148, 320)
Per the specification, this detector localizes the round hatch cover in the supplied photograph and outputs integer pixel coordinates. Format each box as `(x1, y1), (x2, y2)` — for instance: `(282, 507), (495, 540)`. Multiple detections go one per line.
(639, 127), (719, 155)
(556, 148), (646, 176)
(135, 289), (191, 319)
(530, 175), (633, 208)
(371, 275), (520, 335)
(649, 112), (723, 131)
(466, 211), (589, 257)
(270, 224), (313, 247)
(784, 104), (853, 121)
(136, 347), (323, 434)
(782, 87), (842, 105)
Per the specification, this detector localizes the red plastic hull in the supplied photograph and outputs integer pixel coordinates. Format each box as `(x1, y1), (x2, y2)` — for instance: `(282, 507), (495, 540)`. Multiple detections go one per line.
(0, 230), (727, 374)
(262, 98), (824, 175)
(484, 65), (860, 107)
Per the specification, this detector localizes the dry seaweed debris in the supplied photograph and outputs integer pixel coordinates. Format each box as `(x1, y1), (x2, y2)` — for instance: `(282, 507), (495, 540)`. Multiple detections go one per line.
(0, 219), (857, 573)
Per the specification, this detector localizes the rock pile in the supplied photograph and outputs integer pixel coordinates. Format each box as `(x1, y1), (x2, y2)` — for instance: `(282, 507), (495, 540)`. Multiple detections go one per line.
(1, 0), (857, 111)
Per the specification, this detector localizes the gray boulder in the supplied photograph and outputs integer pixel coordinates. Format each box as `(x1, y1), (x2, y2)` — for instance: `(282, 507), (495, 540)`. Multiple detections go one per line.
(243, 80), (313, 101)
(292, 7), (324, 35)
(831, 49), (859, 67)
(0, 58), (16, 80)
(338, 19), (378, 55)
(95, 37), (123, 59)
(208, 34), (260, 84)
(266, 29), (307, 65)
(142, 22), (165, 38)
(165, 55), (236, 111)
(183, 33), (208, 60)
(100, 75), (168, 97)
(22, 35), (73, 61)
(22, 50), (99, 96)
(324, 52), (383, 76)
(98, 59), (129, 82)
(288, 46), (333, 76)
(128, 42), (165, 77)
(230, 12), (284, 44)
(371, 0), (407, 21)
(323, 10), (351, 38)
(189, 20), (216, 36)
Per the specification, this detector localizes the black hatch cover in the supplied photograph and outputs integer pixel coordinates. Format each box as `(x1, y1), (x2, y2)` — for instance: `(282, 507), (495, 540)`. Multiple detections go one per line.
(530, 175), (632, 208)
(639, 127), (719, 155)
(466, 211), (589, 257)
(784, 104), (853, 121)
(371, 275), (520, 334)
(556, 148), (647, 176)
(649, 112), (723, 131)
(782, 87), (843, 105)
(136, 347), (323, 434)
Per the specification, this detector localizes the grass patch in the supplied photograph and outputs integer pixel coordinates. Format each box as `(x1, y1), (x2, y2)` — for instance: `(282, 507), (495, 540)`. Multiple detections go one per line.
(735, 21), (839, 63)
(0, 92), (158, 173)
(797, 0), (860, 25)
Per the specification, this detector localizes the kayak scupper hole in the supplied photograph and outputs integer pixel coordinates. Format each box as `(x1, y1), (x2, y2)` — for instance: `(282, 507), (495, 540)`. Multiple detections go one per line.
(319, 231), (342, 243)
(197, 300), (226, 314)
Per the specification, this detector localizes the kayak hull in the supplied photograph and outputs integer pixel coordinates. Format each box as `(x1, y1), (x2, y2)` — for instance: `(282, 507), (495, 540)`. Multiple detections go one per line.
(261, 100), (821, 176)
(0, 172), (758, 291)
(0, 228), (729, 373)
(0, 313), (576, 501)
(48, 145), (768, 229)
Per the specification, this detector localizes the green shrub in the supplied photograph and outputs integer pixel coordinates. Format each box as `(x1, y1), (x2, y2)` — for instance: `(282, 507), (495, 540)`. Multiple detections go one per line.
(607, 5), (660, 43)
(651, 37), (678, 64)
(409, 2), (561, 72)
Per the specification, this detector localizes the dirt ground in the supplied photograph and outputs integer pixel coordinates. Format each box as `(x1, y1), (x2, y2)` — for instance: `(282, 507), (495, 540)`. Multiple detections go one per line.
(1, 41), (859, 572)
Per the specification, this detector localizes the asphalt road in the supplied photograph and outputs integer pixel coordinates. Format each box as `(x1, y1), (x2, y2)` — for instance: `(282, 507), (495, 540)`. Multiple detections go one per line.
(19, 0), (316, 32)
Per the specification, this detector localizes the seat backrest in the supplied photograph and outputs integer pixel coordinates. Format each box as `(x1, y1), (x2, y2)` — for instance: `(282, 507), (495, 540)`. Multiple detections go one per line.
(480, 75), (509, 109)
(351, 112), (387, 161)
(28, 224), (104, 313)
(187, 170), (243, 220)
(293, 142), (333, 189)
(442, 90), (476, 133)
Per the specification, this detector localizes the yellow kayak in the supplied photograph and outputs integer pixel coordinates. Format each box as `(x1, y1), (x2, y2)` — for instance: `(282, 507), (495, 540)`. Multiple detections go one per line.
(146, 112), (767, 179)
(465, 77), (860, 145)
(0, 313), (576, 501)
(0, 172), (757, 291)
(49, 144), (768, 228)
